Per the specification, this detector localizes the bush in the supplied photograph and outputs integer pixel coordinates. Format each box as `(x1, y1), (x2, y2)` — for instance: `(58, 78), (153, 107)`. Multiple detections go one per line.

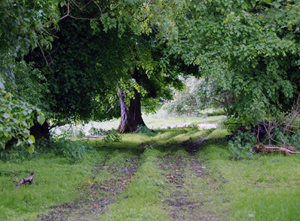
(88, 126), (104, 135)
(59, 124), (85, 138)
(137, 125), (156, 136)
(53, 135), (94, 162)
(0, 144), (34, 163)
(103, 130), (122, 143)
(274, 129), (300, 151)
(228, 131), (256, 160)
(188, 123), (199, 130)
(162, 76), (231, 116)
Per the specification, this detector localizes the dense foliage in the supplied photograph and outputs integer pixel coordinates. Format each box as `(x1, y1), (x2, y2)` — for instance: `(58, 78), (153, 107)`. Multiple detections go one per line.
(3, 0), (300, 155)
(168, 0), (300, 124)
(0, 79), (45, 153)
(0, 0), (57, 151)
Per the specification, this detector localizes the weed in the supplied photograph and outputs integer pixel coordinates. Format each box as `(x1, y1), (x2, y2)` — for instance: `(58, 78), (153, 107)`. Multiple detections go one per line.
(59, 124), (86, 138)
(137, 125), (156, 136)
(53, 135), (95, 162)
(88, 126), (104, 135)
(0, 144), (34, 163)
(228, 131), (256, 160)
(188, 122), (199, 130)
(103, 130), (122, 143)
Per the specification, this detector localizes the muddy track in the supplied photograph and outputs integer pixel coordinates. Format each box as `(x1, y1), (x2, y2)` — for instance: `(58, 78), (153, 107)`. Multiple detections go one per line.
(158, 152), (222, 221)
(36, 139), (227, 220)
(37, 153), (141, 220)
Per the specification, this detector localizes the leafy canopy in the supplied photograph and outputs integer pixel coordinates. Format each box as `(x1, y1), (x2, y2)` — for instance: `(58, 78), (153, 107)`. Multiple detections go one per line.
(168, 0), (300, 124)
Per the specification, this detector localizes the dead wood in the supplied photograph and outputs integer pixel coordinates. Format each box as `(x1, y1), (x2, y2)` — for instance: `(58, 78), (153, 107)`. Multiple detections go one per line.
(253, 144), (300, 156)
(14, 172), (34, 187)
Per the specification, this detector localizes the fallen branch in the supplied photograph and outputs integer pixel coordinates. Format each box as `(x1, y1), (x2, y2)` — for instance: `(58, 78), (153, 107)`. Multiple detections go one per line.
(253, 143), (300, 156)
(9, 170), (23, 181)
(14, 172), (34, 187)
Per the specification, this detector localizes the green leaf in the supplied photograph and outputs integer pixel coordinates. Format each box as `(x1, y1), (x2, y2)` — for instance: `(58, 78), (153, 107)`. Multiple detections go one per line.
(37, 115), (45, 125)
(3, 113), (10, 119)
(28, 135), (35, 144)
(28, 144), (34, 154)
(265, 0), (271, 4)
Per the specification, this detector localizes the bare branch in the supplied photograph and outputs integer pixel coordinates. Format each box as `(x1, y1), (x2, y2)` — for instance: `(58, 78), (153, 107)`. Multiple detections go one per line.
(36, 28), (59, 39)
(68, 15), (99, 20)
(37, 41), (50, 67)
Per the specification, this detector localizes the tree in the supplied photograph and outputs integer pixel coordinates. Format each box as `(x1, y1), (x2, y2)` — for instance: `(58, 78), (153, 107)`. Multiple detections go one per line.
(117, 69), (146, 133)
(168, 0), (300, 125)
(0, 0), (58, 151)
(163, 76), (230, 115)
(26, 0), (192, 134)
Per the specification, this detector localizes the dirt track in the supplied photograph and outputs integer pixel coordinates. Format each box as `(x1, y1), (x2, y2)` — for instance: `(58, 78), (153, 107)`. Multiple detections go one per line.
(37, 141), (227, 221)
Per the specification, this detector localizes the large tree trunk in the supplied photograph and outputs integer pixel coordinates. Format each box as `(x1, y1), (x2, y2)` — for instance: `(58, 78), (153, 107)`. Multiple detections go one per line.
(117, 68), (146, 133)
(30, 121), (50, 143)
(4, 121), (50, 150)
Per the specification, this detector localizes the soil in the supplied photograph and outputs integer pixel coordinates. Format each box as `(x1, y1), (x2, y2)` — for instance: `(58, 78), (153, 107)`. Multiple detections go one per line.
(158, 153), (222, 221)
(36, 137), (227, 220)
(37, 156), (140, 220)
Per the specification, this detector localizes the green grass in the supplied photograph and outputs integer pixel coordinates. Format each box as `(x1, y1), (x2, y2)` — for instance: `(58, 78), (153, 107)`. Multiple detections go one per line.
(101, 149), (170, 220)
(0, 152), (105, 220)
(2, 109), (300, 220)
(200, 144), (300, 221)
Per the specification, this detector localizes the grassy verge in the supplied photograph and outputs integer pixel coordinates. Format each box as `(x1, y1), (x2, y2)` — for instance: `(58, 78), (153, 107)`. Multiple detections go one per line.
(201, 143), (300, 221)
(0, 152), (105, 220)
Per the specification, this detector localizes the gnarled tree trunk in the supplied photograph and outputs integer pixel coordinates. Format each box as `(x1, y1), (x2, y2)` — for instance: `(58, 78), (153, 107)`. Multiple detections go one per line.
(117, 68), (146, 133)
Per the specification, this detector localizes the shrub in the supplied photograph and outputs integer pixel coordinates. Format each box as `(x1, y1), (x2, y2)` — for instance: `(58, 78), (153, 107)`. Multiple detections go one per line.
(103, 130), (122, 143)
(0, 144), (34, 163)
(228, 131), (256, 160)
(137, 125), (156, 136)
(59, 124), (85, 138)
(53, 135), (94, 162)
(188, 123), (199, 130)
(88, 126), (102, 135)
(162, 76), (231, 116)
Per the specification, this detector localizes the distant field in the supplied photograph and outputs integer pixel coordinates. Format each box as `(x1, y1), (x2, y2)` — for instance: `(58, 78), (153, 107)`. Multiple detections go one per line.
(51, 107), (226, 135)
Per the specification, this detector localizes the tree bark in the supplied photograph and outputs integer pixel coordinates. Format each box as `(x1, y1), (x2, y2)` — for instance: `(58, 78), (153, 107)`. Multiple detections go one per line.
(30, 121), (50, 144)
(4, 121), (50, 150)
(117, 68), (146, 133)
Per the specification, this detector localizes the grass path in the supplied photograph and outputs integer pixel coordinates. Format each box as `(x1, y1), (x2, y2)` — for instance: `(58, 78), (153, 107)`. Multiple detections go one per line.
(2, 113), (300, 220)
(34, 127), (229, 220)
